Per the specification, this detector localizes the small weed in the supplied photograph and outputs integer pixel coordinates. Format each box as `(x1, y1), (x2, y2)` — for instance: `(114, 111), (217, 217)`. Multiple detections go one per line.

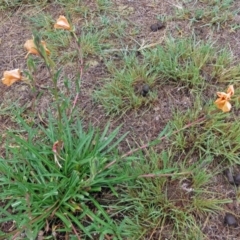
(101, 16), (127, 39)
(80, 31), (106, 56)
(95, 0), (112, 11)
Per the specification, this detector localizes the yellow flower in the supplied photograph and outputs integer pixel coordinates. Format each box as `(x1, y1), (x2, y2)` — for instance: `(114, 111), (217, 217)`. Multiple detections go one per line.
(2, 69), (23, 86)
(24, 39), (50, 58)
(215, 85), (234, 112)
(54, 15), (71, 30)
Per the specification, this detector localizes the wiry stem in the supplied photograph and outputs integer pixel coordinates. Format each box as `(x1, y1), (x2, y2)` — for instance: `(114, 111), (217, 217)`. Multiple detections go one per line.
(138, 171), (192, 178)
(69, 31), (84, 119)
(45, 64), (63, 135)
(103, 116), (206, 170)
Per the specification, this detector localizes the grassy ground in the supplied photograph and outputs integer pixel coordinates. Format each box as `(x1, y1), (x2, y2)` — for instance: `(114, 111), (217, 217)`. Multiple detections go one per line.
(1, 0), (240, 239)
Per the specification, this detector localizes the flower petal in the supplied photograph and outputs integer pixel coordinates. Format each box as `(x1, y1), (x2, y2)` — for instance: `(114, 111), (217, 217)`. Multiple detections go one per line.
(54, 15), (71, 30)
(215, 98), (227, 110)
(2, 69), (22, 86)
(215, 85), (234, 112)
(222, 101), (232, 112)
(24, 39), (39, 56)
(216, 92), (230, 100)
(24, 39), (50, 58)
(227, 85), (234, 97)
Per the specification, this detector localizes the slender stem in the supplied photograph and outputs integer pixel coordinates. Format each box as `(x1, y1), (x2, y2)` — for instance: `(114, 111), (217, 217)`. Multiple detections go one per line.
(46, 65), (63, 135)
(138, 171), (192, 178)
(71, 222), (81, 240)
(123, 116), (206, 158)
(103, 116), (206, 170)
(68, 31), (84, 119)
(33, 34), (62, 135)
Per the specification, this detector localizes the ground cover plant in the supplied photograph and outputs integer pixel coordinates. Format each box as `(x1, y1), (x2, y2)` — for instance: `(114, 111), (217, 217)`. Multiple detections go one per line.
(1, 0), (240, 239)
(173, 0), (239, 31)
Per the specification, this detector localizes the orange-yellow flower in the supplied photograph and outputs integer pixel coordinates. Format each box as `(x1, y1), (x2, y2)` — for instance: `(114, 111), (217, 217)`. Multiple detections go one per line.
(1, 69), (22, 86)
(54, 15), (71, 30)
(24, 39), (50, 58)
(215, 85), (234, 112)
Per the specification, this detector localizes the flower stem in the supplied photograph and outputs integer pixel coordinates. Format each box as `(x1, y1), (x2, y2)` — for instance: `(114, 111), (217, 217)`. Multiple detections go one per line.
(68, 31), (84, 119)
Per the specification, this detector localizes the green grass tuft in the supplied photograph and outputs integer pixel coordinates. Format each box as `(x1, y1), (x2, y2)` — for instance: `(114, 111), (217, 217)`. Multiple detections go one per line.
(0, 112), (130, 239)
(95, 37), (240, 115)
(94, 53), (158, 115)
(174, 0), (237, 31)
(117, 149), (230, 239)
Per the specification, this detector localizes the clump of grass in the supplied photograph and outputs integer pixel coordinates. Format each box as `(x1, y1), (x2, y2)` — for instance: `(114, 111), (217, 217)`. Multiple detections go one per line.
(80, 31), (106, 56)
(95, 36), (240, 115)
(94, 53), (158, 115)
(100, 16), (128, 39)
(117, 149), (230, 239)
(144, 37), (240, 85)
(95, 0), (112, 11)
(170, 103), (240, 165)
(0, 0), (47, 10)
(0, 112), (129, 239)
(174, 0), (237, 31)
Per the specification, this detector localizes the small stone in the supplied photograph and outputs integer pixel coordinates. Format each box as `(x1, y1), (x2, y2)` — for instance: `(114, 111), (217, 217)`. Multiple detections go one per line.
(150, 21), (164, 32)
(224, 213), (238, 227)
(142, 84), (149, 97)
(234, 173), (240, 186)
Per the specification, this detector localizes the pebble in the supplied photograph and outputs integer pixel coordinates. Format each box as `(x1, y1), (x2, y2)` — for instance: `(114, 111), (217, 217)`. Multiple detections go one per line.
(150, 21), (164, 32)
(142, 84), (149, 97)
(224, 213), (238, 227)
